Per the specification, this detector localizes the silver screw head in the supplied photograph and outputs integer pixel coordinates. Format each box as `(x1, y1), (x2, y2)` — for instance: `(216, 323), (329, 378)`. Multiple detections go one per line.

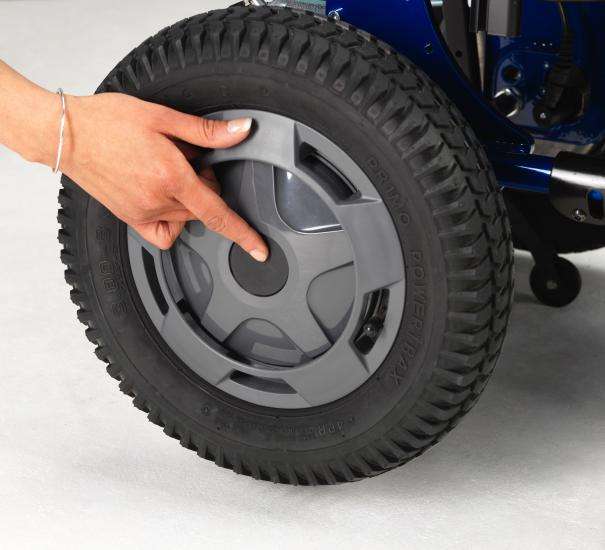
(573, 209), (587, 223)
(328, 9), (341, 19)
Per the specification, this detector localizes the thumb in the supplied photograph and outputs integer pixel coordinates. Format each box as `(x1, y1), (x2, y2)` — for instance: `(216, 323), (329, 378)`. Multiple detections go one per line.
(132, 221), (186, 251)
(161, 112), (253, 149)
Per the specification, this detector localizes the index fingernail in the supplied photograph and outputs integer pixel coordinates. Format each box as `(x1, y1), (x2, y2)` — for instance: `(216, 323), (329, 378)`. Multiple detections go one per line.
(250, 249), (268, 263)
(227, 117), (253, 134)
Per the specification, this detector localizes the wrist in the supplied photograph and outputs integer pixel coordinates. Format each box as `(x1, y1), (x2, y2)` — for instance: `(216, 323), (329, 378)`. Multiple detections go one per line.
(1, 85), (59, 168)
(25, 87), (62, 167)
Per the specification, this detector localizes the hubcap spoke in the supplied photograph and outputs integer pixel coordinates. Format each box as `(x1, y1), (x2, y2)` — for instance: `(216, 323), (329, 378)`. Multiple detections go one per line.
(334, 198), (405, 293)
(201, 283), (252, 343)
(287, 228), (354, 284)
(235, 161), (286, 232)
(281, 343), (369, 406)
(160, 308), (234, 386)
(179, 223), (228, 265)
(267, 303), (331, 358)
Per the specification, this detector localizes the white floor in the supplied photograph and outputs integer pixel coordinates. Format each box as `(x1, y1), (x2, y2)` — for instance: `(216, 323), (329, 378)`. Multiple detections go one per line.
(1, 2), (604, 549)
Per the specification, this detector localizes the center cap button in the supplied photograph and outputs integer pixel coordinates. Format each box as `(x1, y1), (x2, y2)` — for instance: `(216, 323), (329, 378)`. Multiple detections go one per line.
(229, 237), (289, 297)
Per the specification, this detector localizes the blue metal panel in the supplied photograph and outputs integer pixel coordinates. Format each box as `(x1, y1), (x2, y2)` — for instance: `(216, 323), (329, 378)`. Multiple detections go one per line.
(490, 154), (554, 194)
(486, 1), (605, 146)
(325, 0), (534, 155)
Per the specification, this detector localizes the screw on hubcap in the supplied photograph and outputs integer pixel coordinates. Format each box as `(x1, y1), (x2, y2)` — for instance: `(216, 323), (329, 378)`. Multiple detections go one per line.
(573, 208), (587, 223)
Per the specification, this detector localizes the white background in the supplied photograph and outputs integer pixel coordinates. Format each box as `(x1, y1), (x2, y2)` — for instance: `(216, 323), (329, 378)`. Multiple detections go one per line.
(0, 1), (604, 548)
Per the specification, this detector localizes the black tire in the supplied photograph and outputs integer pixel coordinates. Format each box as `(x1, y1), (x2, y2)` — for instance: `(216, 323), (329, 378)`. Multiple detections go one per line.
(58, 6), (514, 484)
(530, 257), (581, 308)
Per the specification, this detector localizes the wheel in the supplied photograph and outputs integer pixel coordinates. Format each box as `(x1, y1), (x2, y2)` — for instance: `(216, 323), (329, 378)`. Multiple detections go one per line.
(530, 257), (582, 307)
(58, 6), (514, 484)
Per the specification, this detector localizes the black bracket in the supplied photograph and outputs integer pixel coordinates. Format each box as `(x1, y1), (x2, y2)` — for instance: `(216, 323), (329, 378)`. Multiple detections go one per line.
(443, 0), (481, 87)
(551, 152), (605, 226)
(471, 0), (522, 37)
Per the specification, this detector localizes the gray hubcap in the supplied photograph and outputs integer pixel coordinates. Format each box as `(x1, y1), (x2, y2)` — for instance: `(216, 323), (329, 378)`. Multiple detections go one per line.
(128, 110), (405, 409)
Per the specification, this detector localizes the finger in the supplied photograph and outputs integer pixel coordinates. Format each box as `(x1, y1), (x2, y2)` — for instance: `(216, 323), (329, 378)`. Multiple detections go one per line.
(199, 166), (220, 195)
(177, 173), (268, 262)
(171, 139), (219, 193)
(199, 175), (220, 196)
(160, 111), (253, 149)
(132, 221), (186, 250)
(161, 208), (198, 223)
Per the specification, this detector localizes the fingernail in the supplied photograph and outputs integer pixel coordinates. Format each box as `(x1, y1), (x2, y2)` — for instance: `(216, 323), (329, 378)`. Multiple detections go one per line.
(250, 249), (268, 263)
(227, 117), (253, 134)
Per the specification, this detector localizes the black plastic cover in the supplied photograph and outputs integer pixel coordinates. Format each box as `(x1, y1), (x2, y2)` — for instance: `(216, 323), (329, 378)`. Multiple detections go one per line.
(550, 152), (605, 226)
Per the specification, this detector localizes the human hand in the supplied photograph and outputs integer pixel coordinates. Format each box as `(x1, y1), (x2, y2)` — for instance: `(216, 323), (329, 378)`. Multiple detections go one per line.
(57, 93), (268, 259)
(0, 61), (266, 258)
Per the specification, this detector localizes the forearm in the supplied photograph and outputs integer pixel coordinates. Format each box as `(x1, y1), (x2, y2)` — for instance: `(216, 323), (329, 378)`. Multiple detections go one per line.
(0, 60), (58, 166)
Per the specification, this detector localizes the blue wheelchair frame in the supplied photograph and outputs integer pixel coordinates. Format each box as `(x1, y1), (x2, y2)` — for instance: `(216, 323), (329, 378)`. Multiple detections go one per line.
(325, 0), (605, 197)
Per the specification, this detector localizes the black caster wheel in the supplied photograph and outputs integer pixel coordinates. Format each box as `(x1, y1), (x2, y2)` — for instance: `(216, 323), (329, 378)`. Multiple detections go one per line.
(530, 257), (582, 307)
